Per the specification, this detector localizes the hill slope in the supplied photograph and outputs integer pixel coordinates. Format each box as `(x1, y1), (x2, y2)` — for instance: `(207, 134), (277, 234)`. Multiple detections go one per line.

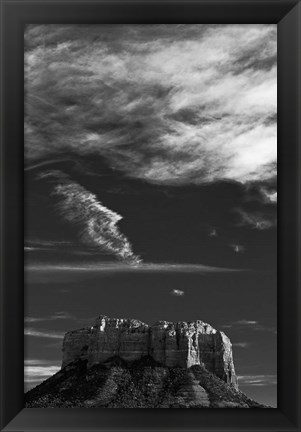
(25, 357), (266, 408)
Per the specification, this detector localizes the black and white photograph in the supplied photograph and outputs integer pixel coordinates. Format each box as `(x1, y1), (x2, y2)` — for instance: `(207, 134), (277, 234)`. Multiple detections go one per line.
(24, 24), (277, 408)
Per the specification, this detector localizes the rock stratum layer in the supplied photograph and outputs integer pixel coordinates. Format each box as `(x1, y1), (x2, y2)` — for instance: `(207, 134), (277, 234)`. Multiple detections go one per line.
(62, 315), (238, 388)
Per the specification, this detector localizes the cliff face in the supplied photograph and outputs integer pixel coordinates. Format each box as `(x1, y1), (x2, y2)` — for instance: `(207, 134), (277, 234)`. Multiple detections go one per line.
(62, 315), (238, 388)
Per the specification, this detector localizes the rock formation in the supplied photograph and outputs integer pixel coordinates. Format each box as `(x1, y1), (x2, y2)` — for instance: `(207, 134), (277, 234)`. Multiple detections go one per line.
(62, 315), (238, 388)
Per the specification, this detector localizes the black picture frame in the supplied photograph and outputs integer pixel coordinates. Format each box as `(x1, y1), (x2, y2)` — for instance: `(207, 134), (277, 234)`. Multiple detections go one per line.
(0, 1), (300, 431)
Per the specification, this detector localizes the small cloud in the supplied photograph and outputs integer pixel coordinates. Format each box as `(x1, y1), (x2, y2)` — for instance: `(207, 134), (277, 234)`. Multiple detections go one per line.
(209, 228), (217, 237)
(230, 244), (245, 253)
(260, 188), (277, 204)
(233, 342), (250, 348)
(235, 320), (258, 325)
(49, 311), (75, 320)
(253, 325), (277, 335)
(25, 359), (60, 366)
(24, 317), (44, 323)
(238, 374), (277, 386)
(222, 319), (276, 334)
(24, 328), (65, 339)
(25, 239), (73, 248)
(25, 311), (76, 323)
(170, 289), (185, 296)
(236, 208), (276, 230)
(24, 240), (100, 256)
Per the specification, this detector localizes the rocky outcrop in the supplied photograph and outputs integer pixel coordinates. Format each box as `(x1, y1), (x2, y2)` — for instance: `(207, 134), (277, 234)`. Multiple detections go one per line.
(62, 315), (238, 388)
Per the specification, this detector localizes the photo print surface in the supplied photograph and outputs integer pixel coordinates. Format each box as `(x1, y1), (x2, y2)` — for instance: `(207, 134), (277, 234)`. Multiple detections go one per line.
(24, 24), (277, 408)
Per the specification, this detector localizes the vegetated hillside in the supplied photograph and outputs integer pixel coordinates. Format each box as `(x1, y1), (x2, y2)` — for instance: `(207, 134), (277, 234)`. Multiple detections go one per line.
(25, 356), (267, 408)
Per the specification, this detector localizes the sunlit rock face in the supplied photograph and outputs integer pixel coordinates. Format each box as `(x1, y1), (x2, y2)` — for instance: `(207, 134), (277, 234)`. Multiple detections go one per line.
(62, 315), (238, 388)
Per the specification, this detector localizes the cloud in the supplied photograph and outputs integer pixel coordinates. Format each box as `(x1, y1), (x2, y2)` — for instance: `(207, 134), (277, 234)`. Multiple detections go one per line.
(238, 374), (277, 386)
(24, 240), (101, 256)
(170, 289), (185, 296)
(45, 173), (141, 264)
(25, 246), (38, 251)
(230, 244), (245, 253)
(24, 366), (60, 382)
(50, 311), (75, 320)
(25, 24), (277, 186)
(235, 320), (258, 325)
(236, 208), (276, 230)
(222, 320), (277, 334)
(24, 239), (77, 253)
(26, 261), (245, 273)
(24, 317), (43, 323)
(25, 239), (73, 248)
(25, 359), (59, 366)
(24, 328), (65, 339)
(232, 342), (250, 348)
(252, 325), (277, 334)
(25, 312), (76, 323)
(260, 188), (277, 203)
(24, 359), (61, 389)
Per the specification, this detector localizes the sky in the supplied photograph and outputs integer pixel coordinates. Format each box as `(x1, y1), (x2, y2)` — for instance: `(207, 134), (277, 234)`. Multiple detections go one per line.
(24, 24), (277, 407)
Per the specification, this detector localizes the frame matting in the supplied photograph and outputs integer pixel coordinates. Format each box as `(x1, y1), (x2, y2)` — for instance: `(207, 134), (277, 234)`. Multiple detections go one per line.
(0, 1), (300, 431)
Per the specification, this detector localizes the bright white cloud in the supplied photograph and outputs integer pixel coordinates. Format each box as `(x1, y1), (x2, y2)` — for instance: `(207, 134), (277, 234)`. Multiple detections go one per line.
(260, 188), (277, 203)
(170, 289), (185, 296)
(25, 24), (277, 186)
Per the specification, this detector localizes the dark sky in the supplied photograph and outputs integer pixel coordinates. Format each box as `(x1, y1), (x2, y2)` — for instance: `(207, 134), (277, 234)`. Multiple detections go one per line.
(24, 24), (277, 407)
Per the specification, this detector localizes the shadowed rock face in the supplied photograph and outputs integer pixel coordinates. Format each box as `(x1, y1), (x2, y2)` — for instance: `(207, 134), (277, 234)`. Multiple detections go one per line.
(62, 315), (238, 388)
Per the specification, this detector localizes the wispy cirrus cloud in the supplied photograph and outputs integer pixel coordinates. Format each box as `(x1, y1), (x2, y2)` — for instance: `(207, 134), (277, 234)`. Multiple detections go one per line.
(24, 239), (74, 253)
(24, 328), (65, 339)
(24, 317), (44, 323)
(25, 365), (60, 382)
(25, 239), (72, 248)
(25, 311), (76, 323)
(24, 359), (61, 390)
(235, 208), (276, 230)
(233, 342), (250, 348)
(26, 261), (245, 274)
(41, 172), (141, 264)
(238, 374), (277, 386)
(222, 320), (277, 334)
(234, 320), (258, 325)
(25, 24), (276, 186)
